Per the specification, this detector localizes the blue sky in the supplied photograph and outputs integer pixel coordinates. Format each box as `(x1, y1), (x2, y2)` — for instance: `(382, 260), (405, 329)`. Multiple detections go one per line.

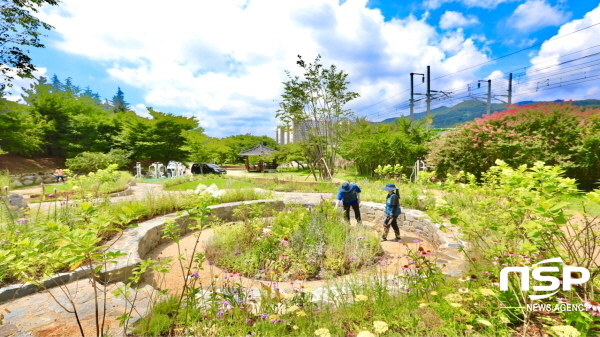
(6, 0), (600, 138)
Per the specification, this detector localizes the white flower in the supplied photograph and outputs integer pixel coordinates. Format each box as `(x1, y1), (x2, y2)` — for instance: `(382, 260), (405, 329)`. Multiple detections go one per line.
(314, 328), (331, 337)
(476, 318), (493, 327)
(550, 325), (581, 337)
(354, 294), (368, 302)
(373, 321), (388, 334)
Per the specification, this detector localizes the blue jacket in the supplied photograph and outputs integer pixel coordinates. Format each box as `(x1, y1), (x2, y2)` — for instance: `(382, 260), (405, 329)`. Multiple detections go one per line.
(385, 192), (401, 216)
(337, 183), (361, 205)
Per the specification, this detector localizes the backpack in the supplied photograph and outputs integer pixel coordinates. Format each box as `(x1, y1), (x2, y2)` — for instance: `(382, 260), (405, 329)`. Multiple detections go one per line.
(342, 188), (357, 203)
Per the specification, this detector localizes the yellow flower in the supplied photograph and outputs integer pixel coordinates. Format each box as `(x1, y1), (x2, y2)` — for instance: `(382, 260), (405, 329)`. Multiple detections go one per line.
(354, 294), (368, 302)
(499, 316), (510, 324)
(314, 328), (331, 337)
(430, 291), (438, 296)
(479, 288), (496, 296)
(417, 298), (426, 303)
(293, 325), (299, 330)
(373, 321), (388, 334)
(419, 303), (429, 308)
(550, 325), (581, 337)
(304, 285), (314, 292)
(444, 294), (463, 302)
(465, 324), (473, 330)
(450, 302), (462, 307)
(357, 331), (375, 337)
(296, 310), (307, 317)
(287, 305), (299, 313)
(268, 314), (279, 320)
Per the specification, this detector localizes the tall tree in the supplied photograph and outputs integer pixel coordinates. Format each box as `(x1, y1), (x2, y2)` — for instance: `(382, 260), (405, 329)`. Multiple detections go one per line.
(0, 0), (59, 90)
(0, 92), (45, 154)
(111, 87), (129, 112)
(116, 108), (200, 164)
(277, 55), (359, 180)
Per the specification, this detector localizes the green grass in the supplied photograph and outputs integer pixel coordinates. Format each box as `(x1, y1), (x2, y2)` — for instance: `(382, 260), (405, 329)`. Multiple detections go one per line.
(164, 178), (257, 191)
(563, 193), (600, 216)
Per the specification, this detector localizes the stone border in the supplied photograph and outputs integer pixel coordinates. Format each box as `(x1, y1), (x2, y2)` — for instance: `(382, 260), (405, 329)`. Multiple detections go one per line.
(0, 198), (467, 303)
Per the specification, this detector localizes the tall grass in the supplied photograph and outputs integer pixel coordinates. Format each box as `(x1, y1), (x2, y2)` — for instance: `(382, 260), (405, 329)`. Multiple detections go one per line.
(0, 169), (11, 190)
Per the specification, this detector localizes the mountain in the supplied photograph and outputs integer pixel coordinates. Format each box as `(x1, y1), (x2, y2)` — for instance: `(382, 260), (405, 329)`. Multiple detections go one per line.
(377, 99), (600, 128)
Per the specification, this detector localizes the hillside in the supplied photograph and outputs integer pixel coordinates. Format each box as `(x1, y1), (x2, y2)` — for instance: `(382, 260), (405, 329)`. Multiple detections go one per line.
(379, 98), (600, 128)
(0, 155), (66, 174)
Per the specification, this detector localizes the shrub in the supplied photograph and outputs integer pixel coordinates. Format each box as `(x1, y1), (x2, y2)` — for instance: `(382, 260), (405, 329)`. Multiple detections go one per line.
(427, 103), (600, 190)
(65, 149), (130, 173)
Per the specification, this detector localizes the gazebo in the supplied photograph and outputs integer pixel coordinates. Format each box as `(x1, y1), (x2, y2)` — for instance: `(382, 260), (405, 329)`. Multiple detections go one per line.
(239, 143), (277, 172)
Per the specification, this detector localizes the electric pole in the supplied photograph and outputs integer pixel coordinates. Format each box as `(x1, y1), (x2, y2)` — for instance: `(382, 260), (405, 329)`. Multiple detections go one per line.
(410, 72), (424, 120)
(507, 73), (513, 106)
(426, 65), (431, 115)
(478, 79), (492, 115)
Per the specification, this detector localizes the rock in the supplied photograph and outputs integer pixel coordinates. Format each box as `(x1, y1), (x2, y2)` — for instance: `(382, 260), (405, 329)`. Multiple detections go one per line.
(0, 324), (19, 337)
(10, 180), (22, 187)
(21, 180), (33, 186)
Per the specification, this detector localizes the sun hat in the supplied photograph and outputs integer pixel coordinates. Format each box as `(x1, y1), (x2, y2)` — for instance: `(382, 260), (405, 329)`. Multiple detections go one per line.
(381, 183), (397, 191)
(341, 182), (351, 191)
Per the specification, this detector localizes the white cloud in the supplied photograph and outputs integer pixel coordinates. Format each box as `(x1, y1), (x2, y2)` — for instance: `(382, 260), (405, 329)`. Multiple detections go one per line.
(439, 11), (479, 30)
(424, 0), (518, 10)
(39, 0), (493, 136)
(507, 0), (571, 32)
(514, 4), (600, 101)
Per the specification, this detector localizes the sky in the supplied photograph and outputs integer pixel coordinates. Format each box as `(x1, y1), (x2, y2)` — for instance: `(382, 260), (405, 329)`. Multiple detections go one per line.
(6, 0), (600, 138)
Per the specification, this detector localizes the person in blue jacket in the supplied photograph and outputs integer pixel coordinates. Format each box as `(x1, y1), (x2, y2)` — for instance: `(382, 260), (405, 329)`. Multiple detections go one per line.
(381, 183), (401, 242)
(336, 182), (362, 223)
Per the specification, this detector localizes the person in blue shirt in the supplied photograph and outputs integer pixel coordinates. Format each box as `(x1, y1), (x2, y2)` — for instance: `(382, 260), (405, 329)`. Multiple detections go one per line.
(336, 182), (362, 223)
(381, 183), (401, 242)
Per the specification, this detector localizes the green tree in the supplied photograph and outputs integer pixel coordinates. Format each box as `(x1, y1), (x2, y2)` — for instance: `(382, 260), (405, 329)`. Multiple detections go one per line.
(0, 94), (45, 154)
(116, 108), (200, 164)
(111, 87), (129, 112)
(338, 117), (435, 177)
(273, 143), (306, 170)
(276, 54), (359, 180)
(0, 0), (59, 89)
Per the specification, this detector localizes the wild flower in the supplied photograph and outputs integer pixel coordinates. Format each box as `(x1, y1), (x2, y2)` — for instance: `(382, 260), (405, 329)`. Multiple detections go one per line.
(314, 328), (331, 337)
(373, 321), (389, 334)
(16, 218), (29, 224)
(458, 276), (469, 282)
(549, 325), (580, 337)
(208, 260), (215, 265)
(260, 313), (269, 320)
(584, 300), (600, 313)
(430, 291), (438, 296)
(450, 302), (462, 307)
(287, 305), (299, 313)
(476, 318), (493, 327)
(296, 310), (307, 317)
(478, 288), (496, 296)
(354, 294), (368, 302)
(458, 288), (469, 293)
(413, 239), (421, 243)
(189, 272), (199, 278)
(444, 294), (463, 302)
(357, 236), (366, 240)
(293, 325), (299, 330)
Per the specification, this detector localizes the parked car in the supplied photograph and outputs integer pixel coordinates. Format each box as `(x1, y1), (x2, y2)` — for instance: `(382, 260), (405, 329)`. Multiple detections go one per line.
(191, 163), (227, 175)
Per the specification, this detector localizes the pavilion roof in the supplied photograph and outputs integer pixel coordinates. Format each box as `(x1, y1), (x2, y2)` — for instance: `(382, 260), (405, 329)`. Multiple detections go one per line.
(238, 143), (276, 156)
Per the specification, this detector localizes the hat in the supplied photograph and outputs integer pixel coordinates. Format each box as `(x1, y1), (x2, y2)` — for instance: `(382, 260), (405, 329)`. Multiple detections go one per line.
(381, 183), (397, 191)
(341, 182), (351, 191)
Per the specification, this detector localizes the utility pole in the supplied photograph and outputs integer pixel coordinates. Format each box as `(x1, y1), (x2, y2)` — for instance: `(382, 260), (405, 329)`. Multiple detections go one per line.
(409, 72), (424, 120)
(426, 65), (431, 114)
(507, 73), (513, 106)
(478, 79), (492, 115)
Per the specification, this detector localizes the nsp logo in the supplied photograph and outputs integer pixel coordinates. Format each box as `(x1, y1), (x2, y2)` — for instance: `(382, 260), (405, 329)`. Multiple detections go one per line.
(500, 257), (590, 300)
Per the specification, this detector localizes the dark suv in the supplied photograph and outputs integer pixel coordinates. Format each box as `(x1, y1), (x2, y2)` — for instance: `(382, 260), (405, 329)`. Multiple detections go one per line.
(191, 163), (227, 175)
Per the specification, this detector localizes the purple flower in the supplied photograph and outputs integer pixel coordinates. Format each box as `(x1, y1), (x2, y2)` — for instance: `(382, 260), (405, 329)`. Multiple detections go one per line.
(246, 318), (253, 323)
(415, 229), (423, 234)
(217, 310), (224, 317)
(307, 259), (316, 263)
(357, 236), (366, 240)
(13, 230), (20, 234)
(235, 251), (241, 255)
(16, 218), (29, 224)
(270, 319), (277, 324)
(413, 239), (421, 243)
(405, 288), (411, 293)
(349, 256), (357, 260)
(260, 313), (269, 320)
(221, 300), (230, 306)
(208, 260), (215, 265)
(245, 259), (253, 263)
(189, 272), (199, 278)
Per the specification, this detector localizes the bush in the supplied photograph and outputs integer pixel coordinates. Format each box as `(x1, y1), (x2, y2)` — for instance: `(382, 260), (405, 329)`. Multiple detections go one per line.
(65, 149), (130, 173)
(427, 103), (600, 190)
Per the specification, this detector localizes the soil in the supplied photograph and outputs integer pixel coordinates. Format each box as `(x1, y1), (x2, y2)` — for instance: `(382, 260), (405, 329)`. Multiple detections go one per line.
(0, 154), (65, 174)
(142, 223), (435, 296)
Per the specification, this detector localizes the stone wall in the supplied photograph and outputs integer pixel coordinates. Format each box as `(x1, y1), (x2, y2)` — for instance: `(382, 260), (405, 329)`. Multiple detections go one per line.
(9, 172), (57, 187)
(0, 198), (468, 303)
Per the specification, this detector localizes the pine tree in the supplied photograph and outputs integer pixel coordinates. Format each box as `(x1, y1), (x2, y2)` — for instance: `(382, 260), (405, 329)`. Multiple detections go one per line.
(50, 74), (63, 92)
(111, 87), (129, 112)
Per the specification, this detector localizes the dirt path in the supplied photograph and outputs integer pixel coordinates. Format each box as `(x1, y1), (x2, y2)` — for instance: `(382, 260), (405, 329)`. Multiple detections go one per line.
(143, 224), (435, 296)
